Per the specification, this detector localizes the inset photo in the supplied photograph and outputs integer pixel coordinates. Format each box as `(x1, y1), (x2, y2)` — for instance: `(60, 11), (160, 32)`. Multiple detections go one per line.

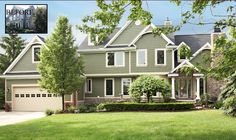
(5, 4), (48, 34)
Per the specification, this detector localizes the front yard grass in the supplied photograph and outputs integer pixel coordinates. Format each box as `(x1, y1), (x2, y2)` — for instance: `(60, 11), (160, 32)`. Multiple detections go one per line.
(0, 110), (236, 140)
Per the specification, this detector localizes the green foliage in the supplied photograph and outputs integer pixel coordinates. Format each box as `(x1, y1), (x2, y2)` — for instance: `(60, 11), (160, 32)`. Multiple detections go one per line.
(55, 109), (63, 114)
(128, 75), (171, 103)
(67, 106), (77, 113)
(32, 7), (47, 33)
(38, 16), (84, 110)
(45, 109), (54, 116)
(178, 66), (195, 76)
(219, 72), (236, 116)
(0, 34), (25, 73)
(78, 104), (97, 113)
(178, 44), (192, 59)
(97, 102), (194, 112)
(200, 94), (209, 106)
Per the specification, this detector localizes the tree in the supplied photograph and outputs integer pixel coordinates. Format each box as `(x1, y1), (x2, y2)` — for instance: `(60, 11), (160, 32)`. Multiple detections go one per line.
(128, 75), (171, 103)
(219, 71), (236, 116)
(0, 34), (25, 73)
(32, 7), (47, 33)
(38, 16), (84, 111)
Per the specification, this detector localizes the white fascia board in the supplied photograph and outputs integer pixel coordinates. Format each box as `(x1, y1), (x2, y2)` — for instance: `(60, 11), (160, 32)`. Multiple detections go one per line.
(129, 24), (151, 47)
(191, 42), (211, 58)
(3, 35), (45, 75)
(84, 72), (168, 77)
(170, 60), (198, 73)
(176, 42), (191, 50)
(78, 47), (136, 53)
(0, 75), (40, 79)
(104, 20), (132, 48)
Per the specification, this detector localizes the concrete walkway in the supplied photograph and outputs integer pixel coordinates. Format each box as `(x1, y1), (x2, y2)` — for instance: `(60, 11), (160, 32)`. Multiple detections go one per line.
(0, 111), (45, 126)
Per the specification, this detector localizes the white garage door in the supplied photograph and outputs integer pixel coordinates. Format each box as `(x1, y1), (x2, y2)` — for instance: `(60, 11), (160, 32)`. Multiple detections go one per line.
(13, 86), (62, 111)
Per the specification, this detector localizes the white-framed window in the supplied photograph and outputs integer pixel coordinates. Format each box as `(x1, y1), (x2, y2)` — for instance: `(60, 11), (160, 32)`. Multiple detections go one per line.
(32, 45), (41, 63)
(121, 78), (132, 96)
(106, 52), (125, 67)
(85, 79), (92, 93)
(136, 49), (147, 66)
(104, 78), (114, 96)
(155, 49), (166, 65)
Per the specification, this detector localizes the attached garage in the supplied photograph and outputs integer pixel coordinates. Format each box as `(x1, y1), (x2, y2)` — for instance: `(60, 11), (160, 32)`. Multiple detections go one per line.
(12, 85), (62, 111)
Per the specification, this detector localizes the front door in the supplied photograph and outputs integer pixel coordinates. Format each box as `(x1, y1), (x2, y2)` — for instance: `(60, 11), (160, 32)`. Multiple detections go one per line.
(177, 78), (192, 98)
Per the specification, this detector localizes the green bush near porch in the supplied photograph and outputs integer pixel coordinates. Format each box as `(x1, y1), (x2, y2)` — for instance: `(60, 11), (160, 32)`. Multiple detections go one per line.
(97, 102), (194, 112)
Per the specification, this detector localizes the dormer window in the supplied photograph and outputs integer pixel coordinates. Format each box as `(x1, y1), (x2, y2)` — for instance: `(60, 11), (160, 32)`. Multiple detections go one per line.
(177, 43), (191, 62)
(88, 33), (98, 46)
(32, 45), (41, 63)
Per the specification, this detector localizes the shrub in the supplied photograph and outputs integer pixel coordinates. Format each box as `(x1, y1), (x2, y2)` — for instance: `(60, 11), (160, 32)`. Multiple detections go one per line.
(97, 102), (194, 112)
(200, 94), (209, 106)
(129, 75), (171, 103)
(78, 104), (97, 113)
(67, 106), (77, 113)
(45, 109), (54, 116)
(214, 100), (223, 109)
(55, 109), (63, 114)
(4, 103), (11, 112)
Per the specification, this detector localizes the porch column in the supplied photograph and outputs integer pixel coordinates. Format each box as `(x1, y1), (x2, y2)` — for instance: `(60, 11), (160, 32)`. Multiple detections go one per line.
(171, 77), (176, 99)
(196, 77), (200, 100)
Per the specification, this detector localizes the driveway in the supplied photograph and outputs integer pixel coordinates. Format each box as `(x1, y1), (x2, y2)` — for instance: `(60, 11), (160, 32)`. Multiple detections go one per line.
(0, 111), (45, 126)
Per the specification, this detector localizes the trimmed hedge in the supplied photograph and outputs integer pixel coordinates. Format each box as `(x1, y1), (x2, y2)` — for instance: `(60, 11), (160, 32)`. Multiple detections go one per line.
(97, 102), (194, 112)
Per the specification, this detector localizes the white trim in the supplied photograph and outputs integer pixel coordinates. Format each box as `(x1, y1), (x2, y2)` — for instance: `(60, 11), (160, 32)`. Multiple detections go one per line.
(193, 73), (204, 77)
(121, 78), (131, 96)
(0, 75), (40, 79)
(32, 45), (41, 63)
(155, 49), (166, 66)
(168, 73), (179, 77)
(191, 42), (211, 59)
(104, 78), (115, 97)
(129, 25), (151, 46)
(6, 71), (38, 73)
(176, 42), (191, 62)
(106, 52), (125, 67)
(85, 79), (92, 93)
(107, 44), (129, 47)
(84, 72), (168, 77)
(172, 50), (175, 69)
(170, 60), (199, 73)
(3, 36), (45, 75)
(136, 49), (147, 67)
(78, 47), (135, 53)
(104, 20), (132, 48)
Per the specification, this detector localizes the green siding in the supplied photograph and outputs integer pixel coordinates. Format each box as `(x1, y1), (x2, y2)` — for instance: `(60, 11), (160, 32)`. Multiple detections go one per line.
(11, 45), (38, 72)
(191, 50), (211, 68)
(131, 33), (173, 72)
(111, 21), (146, 45)
(82, 52), (129, 74)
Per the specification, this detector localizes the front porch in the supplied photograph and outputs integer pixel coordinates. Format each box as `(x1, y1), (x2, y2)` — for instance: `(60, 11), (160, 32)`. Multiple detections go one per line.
(168, 60), (205, 101)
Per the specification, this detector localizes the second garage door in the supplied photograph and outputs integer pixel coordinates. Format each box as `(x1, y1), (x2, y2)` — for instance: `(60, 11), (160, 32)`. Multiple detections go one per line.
(13, 86), (62, 111)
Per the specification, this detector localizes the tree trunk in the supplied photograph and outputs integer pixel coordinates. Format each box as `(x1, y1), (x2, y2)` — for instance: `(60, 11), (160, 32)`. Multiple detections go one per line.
(62, 94), (65, 111)
(147, 92), (150, 103)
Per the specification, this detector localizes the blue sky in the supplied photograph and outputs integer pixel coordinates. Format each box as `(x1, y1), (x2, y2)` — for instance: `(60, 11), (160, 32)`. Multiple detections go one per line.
(0, 1), (234, 45)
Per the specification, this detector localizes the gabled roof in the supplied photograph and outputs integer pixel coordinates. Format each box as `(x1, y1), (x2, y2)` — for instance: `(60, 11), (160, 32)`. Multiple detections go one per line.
(3, 35), (45, 75)
(79, 28), (121, 50)
(170, 60), (199, 73)
(174, 34), (211, 54)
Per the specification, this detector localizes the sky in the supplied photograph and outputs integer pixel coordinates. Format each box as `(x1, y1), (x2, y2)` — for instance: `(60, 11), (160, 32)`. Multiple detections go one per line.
(0, 0), (234, 46)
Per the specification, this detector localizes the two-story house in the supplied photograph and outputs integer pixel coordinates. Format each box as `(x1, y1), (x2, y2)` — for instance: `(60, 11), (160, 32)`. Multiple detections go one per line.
(1, 20), (222, 111)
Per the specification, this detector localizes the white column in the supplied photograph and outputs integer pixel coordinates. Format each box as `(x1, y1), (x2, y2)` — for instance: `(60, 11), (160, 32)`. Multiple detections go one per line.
(196, 77), (200, 100)
(171, 77), (176, 99)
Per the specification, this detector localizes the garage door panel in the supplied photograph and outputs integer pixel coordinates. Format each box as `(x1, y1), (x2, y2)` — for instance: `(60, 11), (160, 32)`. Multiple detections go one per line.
(13, 86), (62, 111)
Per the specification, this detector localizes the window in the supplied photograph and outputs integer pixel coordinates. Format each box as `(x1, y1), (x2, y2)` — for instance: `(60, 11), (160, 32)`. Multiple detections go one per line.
(42, 94), (47, 97)
(32, 46), (41, 63)
(105, 78), (114, 96)
(31, 94), (35, 97)
(15, 94), (19, 98)
(136, 49), (147, 66)
(20, 94), (24, 97)
(26, 94), (30, 97)
(121, 78), (131, 96)
(155, 49), (166, 65)
(106, 52), (124, 67)
(37, 94), (41, 97)
(48, 94), (52, 97)
(85, 79), (92, 93)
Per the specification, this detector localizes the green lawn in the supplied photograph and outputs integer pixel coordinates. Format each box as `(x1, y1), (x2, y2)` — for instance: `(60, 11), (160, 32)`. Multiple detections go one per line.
(0, 110), (236, 140)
